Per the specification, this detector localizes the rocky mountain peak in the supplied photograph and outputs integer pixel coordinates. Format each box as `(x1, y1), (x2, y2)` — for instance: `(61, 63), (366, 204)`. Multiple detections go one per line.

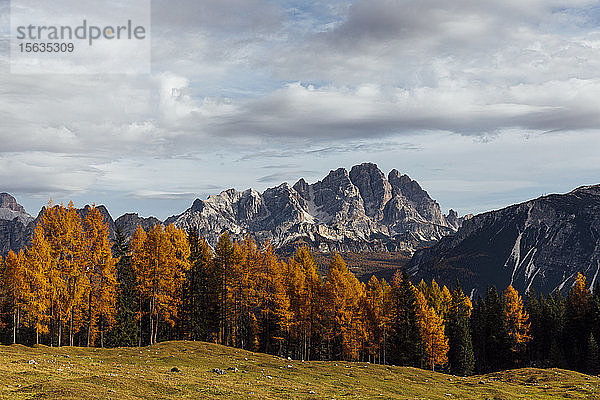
(292, 178), (310, 200)
(0, 193), (33, 226)
(349, 163), (392, 219)
(388, 170), (425, 199)
(0, 193), (26, 213)
(114, 213), (163, 238)
(446, 209), (460, 229)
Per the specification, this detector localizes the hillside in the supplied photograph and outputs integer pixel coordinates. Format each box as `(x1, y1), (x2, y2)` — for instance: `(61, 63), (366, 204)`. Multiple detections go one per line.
(410, 184), (600, 295)
(0, 341), (598, 400)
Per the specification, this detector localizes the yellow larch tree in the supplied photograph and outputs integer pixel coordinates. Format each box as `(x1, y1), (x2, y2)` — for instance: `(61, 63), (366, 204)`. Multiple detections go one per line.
(25, 224), (53, 344)
(131, 224), (190, 345)
(235, 236), (260, 350)
(415, 289), (449, 371)
(286, 245), (322, 360)
(255, 242), (291, 355)
(1, 249), (27, 344)
(323, 253), (367, 361)
(502, 285), (531, 352)
(130, 226), (148, 346)
(40, 201), (87, 346)
(82, 204), (117, 347)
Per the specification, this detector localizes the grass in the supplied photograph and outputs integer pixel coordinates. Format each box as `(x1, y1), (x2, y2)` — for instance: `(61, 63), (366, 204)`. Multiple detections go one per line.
(0, 341), (598, 399)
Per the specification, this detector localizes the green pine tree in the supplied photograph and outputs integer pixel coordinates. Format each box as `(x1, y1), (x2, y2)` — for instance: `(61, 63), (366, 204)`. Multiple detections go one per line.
(587, 333), (600, 375)
(214, 231), (235, 345)
(447, 285), (475, 376)
(388, 269), (422, 367)
(184, 228), (218, 341)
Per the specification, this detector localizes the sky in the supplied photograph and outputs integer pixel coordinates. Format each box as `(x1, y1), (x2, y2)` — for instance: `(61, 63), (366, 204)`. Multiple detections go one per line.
(1, 0), (600, 220)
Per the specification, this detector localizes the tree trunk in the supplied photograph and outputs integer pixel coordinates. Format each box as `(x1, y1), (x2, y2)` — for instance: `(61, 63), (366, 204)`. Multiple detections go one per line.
(138, 296), (142, 347)
(13, 308), (16, 344)
(69, 309), (73, 346)
(58, 320), (62, 347)
(154, 313), (159, 344)
(150, 298), (155, 345)
(87, 291), (92, 347)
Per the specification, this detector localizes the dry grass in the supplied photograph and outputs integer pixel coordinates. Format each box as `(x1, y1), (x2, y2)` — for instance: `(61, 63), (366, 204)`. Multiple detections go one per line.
(0, 341), (598, 399)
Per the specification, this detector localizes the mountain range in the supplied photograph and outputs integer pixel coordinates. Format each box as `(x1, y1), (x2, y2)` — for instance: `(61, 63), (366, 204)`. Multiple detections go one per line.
(0, 163), (461, 256)
(164, 163), (464, 253)
(2, 163), (599, 296)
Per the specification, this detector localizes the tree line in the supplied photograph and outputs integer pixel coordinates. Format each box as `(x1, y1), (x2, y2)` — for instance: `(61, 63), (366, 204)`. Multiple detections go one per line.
(0, 202), (598, 375)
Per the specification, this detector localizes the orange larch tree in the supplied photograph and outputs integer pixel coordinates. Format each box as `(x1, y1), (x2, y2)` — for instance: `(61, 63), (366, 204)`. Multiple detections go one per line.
(39, 201), (87, 346)
(1, 250), (27, 344)
(255, 242), (291, 355)
(365, 275), (389, 363)
(82, 204), (117, 347)
(25, 224), (53, 344)
(130, 224), (190, 345)
(286, 245), (322, 360)
(323, 253), (366, 361)
(502, 285), (531, 353)
(415, 289), (449, 371)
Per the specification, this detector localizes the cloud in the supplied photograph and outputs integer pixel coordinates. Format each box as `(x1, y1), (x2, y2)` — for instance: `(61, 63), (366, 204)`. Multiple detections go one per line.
(257, 170), (317, 183)
(1, 0), (600, 217)
(128, 190), (199, 200)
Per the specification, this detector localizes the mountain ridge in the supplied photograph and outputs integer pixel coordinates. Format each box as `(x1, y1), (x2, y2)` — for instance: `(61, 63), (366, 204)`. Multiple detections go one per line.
(0, 163), (461, 256)
(409, 183), (600, 295)
(165, 163), (461, 252)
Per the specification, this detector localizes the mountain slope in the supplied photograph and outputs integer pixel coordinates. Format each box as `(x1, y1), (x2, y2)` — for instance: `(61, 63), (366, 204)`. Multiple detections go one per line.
(409, 185), (600, 295)
(166, 163), (459, 253)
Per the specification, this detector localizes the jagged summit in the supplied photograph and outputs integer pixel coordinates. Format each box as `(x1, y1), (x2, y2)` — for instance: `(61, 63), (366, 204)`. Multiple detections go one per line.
(0, 164), (463, 255)
(0, 193), (33, 226)
(166, 163), (461, 253)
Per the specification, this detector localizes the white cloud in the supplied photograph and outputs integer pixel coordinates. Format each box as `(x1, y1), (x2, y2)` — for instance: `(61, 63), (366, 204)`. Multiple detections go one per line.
(1, 0), (599, 218)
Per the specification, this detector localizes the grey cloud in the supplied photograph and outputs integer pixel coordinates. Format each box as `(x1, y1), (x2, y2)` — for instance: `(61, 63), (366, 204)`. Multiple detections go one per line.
(152, 0), (284, 34)
(257, 170), (316, 183)
(127, 190), (199, 200)
(2, 0), (600, 218)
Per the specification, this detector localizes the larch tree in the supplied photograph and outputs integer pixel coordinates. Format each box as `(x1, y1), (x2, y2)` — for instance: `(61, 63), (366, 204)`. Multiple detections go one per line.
(256, 243), (291, 355)
(130, 224), (190, 345)
(415, 289), (449, 371)
(502, 285), (531, 357)
(1, 250), (27, 344)
(130, 225), (149, 346)
(286, 245), (322, 360)
(566, 272), (593, 370)
(25, 224), (52, 344)
(323, 253), (366, 361)
(39, 201), (87, 346)
(82, 204), (117, 347)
